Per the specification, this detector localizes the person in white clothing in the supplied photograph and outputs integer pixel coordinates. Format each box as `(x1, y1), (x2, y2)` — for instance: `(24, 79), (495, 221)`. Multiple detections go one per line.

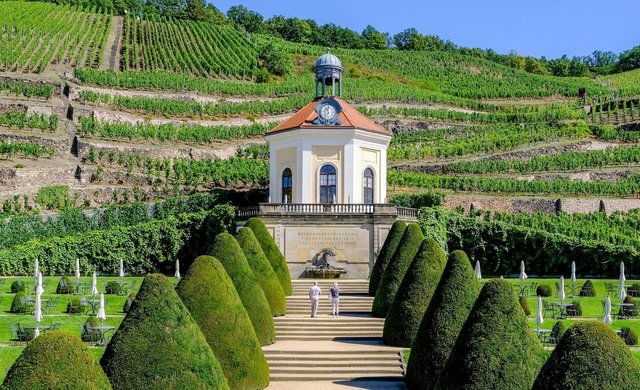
(309, 281), (322, 317)
(329, 282), (340, 317)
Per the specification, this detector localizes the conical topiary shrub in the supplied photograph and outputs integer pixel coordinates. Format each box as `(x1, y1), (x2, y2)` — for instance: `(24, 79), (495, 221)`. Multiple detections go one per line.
(383, 237), (446, 347)
(208, 233), (275, 345)
(369, 220), (407, 296)
(405, 250), (480, 390)
(372, 223), (424, 317)
(236, 227), (287, 317)
(438, 279), (547, 390)
(177, 256), (270, 390)
(100, 274), (229, 390)
(533, 321), (640, 389)
(3, 331), (111, 390)
(245, 217), (292, 296)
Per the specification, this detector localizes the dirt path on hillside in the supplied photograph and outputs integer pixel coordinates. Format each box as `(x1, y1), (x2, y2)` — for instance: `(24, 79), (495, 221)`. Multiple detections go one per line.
(100, 16), (123, 71)
(480, 95), (573, 106)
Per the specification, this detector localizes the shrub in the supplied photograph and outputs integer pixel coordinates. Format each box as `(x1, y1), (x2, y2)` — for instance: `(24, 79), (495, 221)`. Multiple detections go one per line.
(177, 256), (269, 390)
(100, 274), (229, 390)
(369, 220), (407, 296)
(519, 295), (531, 316)
(622, 295), (637, 317)
(580, 279), (596, 297)
(105, 281), (122, 295)
(245, 217), (292, 296)
(405, 250), (480, 390)
(81, 316), (100, 343)
(10, 280), (25, 293)
(2, 331), (111, 390)
(550, 320), (567, 343)
(622, 326), (638, 346)
(570, 300), (583, 316)
(66, 297), (83, 313)
(208, 233), (275, 346)
(236, 227), (286, 317)
(630, 283), (640, 297)
(533, 321), (640, 389)
(122, 293), (135, 313)
(372, 223), (424, 317)
(439, 279), (547, 390)
(35, 185), (69, 210)
(536, 284), (552, 297)
(56, 276), (75, 294)
(10, 292), (27, 313)
(383, 237), (446, 347)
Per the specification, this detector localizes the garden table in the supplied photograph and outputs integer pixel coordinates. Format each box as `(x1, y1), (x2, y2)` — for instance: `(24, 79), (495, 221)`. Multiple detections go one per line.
(612, 302), (634, 319)
(85, 299), (100, 315)
(551, 302), (573, 319)
(88, 325), (115, 346)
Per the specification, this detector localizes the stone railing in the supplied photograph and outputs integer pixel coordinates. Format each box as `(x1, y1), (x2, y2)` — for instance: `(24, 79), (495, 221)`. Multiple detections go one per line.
(236, 205), (260, 218)
(236, 203), (420, 219)
(396, 207), (420, 220)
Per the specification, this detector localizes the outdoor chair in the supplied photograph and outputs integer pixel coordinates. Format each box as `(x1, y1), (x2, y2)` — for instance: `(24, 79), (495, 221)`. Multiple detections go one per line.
(44, 297), (59, 315)
(81, 322), (98, 345)
(122, 280), (137, 296)
(605, 282), (616, 297)
(50, 322), (61, 331)
(566, 306), (580, 317)
(542, 300), (557, 318)
(8, 323), (22, 345)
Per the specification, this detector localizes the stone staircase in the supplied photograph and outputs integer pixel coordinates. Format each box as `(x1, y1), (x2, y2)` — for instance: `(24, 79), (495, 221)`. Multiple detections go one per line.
(264, 279), (406, 388)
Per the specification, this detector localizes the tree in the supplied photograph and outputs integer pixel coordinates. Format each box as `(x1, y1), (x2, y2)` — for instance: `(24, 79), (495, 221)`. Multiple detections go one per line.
(245, 217), (292, 296)
(258, 42), (293, 77)
(3, 331), (112, 390)
(405, 250), (480, 390)
(227, 5), (263, 33)
(369, 220), (407, 296)
(569, 56), (590, 77)
(100, 274), (229, 390)
(548, 55), (570, 77)
(438, 279), (547, 389)
(533, 321), (640, 389)
(208, 233), (275, 346)
(177, 256), (269, 390)
(393, 28), (421, 50)
(616, 45), (640, 73)
(525, 57), (546, 74)
(505, 51), (525, 70)
(372, 223), (424, 317)
(362, 25), (388, 49)
(383, 237), (447, 347)
(236, 227), (287, 316)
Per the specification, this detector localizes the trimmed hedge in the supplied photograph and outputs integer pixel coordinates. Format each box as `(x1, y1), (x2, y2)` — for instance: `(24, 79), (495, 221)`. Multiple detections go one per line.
(0, 205), (235, 276)
(66, 297), (83, 313)
(10, 292), (27, 313)
(2, 331), (111, 390)
(10, 280), (25, 293)
(519, 296), (531, 316)
(122, 293), (135, 313)
(177, 256), (269, 390)
(533, 321), (640, 389)
(56, 276), (75, 294)
(105, 281), (123, 295)
(622, 326), (638, 346)
(383, 237), (446, 347)
(236, 227), (286, 317)
(580, 279), (596, 297)
(536, 284), (552, 297)
(405, 250), (480, 390)
(245, 217), (292, 296)
(100, 274), (229, 390)
(551, 320), (567, 343)
(372, 223), (424, 317)
(81, 316), (100, 342)
(439, 279), (547, 390)
(208, 233), (275, 346)
(369, 220), (407, 296)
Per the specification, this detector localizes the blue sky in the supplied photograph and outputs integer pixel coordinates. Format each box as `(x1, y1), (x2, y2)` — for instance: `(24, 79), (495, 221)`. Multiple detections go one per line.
(212, 0), (638, 58)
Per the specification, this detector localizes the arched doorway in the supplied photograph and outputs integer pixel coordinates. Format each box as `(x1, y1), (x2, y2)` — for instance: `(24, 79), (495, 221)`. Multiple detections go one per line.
(363, 168), (374, 204)
(319, 164), (337, 204)
(282, 168), (292, 203)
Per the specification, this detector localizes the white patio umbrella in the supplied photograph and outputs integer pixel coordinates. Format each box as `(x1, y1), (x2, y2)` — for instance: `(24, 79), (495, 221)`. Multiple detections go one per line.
(474, 260), (481, 279)
(603, 296), (613, 325)
(33, 258), (39, 280)
(175, 259), (181, 280)
(519, 261), (528, 282)
(34, 290), (42, 338)
(618, 273), (627, 301)
(536, 295), (544, 330)
(570, 261), (577, 283)
(36, 272), (44, 296)
(91, 272), (98, 296)
(97, 293), (106, 326)
(558, 276), (566, 302)
(620, 261), (626, 284)
(75, 258), (80, 280)
(118, 260), (125, 279)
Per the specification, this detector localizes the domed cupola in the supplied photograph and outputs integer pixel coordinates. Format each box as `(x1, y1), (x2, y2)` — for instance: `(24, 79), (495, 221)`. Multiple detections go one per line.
(314, 49), (343, 97)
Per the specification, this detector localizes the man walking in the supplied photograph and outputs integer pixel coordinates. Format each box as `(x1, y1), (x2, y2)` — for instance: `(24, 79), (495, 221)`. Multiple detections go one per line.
(309, 281), (321, 318)
(330, 282), (340, 317)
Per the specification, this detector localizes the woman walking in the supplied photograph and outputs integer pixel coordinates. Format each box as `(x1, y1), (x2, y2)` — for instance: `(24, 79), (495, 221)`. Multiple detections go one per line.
(329, 282), (340, 317)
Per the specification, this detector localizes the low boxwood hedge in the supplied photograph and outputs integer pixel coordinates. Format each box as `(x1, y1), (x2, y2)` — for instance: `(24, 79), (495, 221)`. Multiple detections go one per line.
(373, 223), (424, 318)
(2, 331), (112, 389)
(56, 276), (75, 294)
(580, 279), (596, 297)
(10, 280), (26, 293)
(100, 274), (229, 390)
(536, 284), (552, 297)
(383, 237), (446, 347)
(439, 279), (547, 389)
(369, 220), (407, 296)
(533, 321), (640, 389)
(405, 250), (480, 390)
(245, 217), (292, 296)
(10, 292), (27, 314)
(104, 281), (123, 295)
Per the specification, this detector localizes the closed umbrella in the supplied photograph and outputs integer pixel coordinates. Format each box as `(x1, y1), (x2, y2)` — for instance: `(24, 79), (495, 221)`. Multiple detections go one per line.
(618, 273), (627, 301)
(91, 272), (98, 296)
(75, 258), (80, 281)
(34, 290), (42, 338)
(603, 296), (613, 325)
(33, 258), (39, 280)
(559, 276), (566, 302)
(620, 261), (626, 284)
(474, 260), (481, 279)
(536, 295), (544, 330)
(97, 293), (106, 326)
(119, 260), (125, 279)
(519, 261), (528, 282)
(175, 259), (181, 280)
(36, 272), (44, 296)
(570, 261), (576, 283)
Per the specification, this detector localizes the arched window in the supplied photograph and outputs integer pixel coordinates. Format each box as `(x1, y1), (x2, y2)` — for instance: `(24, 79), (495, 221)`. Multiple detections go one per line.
(282, 168), (292, 203)
(363, 168), (374, 204)
(319, 165), (337, 204)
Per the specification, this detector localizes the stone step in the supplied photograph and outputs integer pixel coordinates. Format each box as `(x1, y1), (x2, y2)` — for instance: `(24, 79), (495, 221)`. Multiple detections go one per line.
(264, 349), (400, 356)
(270, 366), (402, 374)
(276, 324), (383, 330)
(276, 330), (382, 336)
(275, 335), (384, 341)
(269, 373), (404, 382)
(265, 354), (399, 362)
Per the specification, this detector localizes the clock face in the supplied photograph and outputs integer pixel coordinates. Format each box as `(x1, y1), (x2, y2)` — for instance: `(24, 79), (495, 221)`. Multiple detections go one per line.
(319, 104), (337, 121)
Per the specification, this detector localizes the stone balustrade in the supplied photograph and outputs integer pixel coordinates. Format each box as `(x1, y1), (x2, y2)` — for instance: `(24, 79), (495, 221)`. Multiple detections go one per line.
(236, 203), (419, 221)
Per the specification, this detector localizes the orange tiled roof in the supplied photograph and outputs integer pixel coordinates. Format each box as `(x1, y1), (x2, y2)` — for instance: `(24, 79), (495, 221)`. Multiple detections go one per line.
(267, 97), (391, 136)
